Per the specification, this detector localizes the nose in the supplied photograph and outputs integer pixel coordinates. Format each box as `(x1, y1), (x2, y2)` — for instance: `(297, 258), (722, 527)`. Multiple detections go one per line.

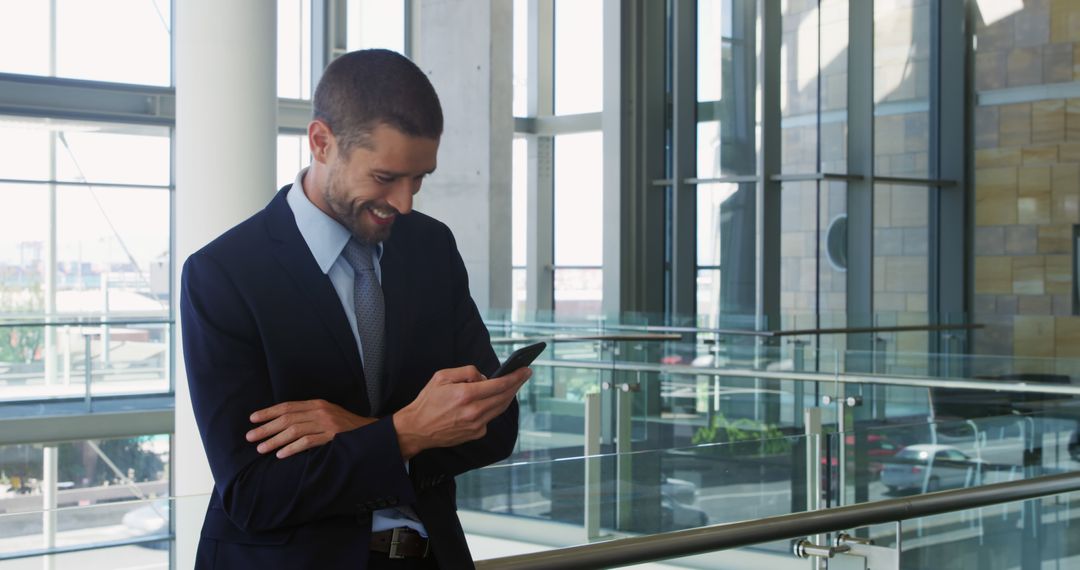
(385, 181), (413, 215)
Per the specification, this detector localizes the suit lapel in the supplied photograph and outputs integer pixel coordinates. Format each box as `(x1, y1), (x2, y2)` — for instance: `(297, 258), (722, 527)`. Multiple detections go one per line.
(264, 187), (371, 412)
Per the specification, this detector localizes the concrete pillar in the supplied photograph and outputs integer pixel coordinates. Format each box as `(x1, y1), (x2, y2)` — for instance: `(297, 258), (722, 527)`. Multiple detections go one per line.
(174, 1), (276, 568)
(411, 0), (513, 316)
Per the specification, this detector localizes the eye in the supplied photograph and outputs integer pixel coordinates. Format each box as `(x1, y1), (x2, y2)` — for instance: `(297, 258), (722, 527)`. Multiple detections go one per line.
(373, 174), (394, 184)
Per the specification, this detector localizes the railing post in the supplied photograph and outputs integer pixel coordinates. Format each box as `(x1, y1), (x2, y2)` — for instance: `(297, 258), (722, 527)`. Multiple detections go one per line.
(804, 407), (825, 569)
(615, 385), (633, 531)
(83, 332), (93, 412)
(42, 445), (58, 570)
(584, 391), (602, 541)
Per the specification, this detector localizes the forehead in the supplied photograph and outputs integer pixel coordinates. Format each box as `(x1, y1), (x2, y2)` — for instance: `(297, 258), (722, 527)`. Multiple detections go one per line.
(344, 124), (439, 174)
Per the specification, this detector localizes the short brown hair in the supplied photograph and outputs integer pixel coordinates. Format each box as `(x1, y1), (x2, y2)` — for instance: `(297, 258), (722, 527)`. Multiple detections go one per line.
(313, 49), (443, 151)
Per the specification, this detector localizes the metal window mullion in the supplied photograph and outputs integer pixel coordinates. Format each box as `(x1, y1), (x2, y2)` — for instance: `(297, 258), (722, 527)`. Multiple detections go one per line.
(670, 0), (696, 323)
(845, 0), (875, 370)
(602, 0), (624, 322)
(931, 0), (968, 365)
(312, 0), (347, 86)
(525, 0), (554, 316)
(756, 0), (780, 333)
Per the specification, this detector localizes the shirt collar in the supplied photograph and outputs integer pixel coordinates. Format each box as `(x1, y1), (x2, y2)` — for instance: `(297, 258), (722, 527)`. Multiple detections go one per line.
(286, 167), (382, 274)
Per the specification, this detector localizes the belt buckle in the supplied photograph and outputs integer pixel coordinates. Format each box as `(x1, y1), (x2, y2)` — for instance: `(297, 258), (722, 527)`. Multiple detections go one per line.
(388, 527), (406, 559)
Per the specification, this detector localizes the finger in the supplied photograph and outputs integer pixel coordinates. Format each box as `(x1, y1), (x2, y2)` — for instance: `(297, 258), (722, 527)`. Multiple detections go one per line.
(246, 414), (291, 442)
(474, 368), (532, 401)
(250, 399), (319, 423)
(433, 365), (486, 384)
(462, 370), (530, 400)
(256, 421), (317, 454)
(276, 433), (331, 459)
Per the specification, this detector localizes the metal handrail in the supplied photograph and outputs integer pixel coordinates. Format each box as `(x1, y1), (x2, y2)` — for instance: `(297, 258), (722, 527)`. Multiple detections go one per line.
(484, 319), (982, 339)
(532, 357), (1080, 396)
(475, 471), (1080, 569)
(0, 317), (172, 328)
(490, 333), (683, 345)
(0, 533), (174, 562)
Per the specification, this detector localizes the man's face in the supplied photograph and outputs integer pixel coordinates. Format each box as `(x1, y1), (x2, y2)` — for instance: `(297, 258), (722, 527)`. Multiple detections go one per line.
(322, 123), (438, 244)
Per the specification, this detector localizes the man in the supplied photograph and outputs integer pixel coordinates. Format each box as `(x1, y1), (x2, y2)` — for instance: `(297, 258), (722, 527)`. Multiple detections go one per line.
(181, 49), (529, 569)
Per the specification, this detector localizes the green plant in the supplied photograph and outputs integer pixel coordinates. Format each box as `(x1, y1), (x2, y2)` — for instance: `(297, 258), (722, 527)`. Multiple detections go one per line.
(692, 412), (792, 456)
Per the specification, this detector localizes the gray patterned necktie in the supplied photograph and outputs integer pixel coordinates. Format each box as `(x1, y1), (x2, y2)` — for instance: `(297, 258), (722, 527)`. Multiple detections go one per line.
(342, 238), (386, 415)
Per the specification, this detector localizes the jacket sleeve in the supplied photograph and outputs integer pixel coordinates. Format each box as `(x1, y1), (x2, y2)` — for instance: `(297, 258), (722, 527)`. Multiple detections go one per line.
(181, 251), (417, 532)
(408, 229), (519, 489)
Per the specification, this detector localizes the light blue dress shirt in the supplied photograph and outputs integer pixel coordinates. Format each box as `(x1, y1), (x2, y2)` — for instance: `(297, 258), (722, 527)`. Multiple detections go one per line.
(287, 168), (427, 537)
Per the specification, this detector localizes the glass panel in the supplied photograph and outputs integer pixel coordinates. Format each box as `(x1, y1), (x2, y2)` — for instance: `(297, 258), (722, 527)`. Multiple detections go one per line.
(462, 440), (817, 568)
(0, 435), (169, 512)
(553, 268), (601, 320)
(696, 182), (756, 326)
(970, 1), (1075, 370)
(0, 541), (170, 569)
(873, 0), (931, 178)
(276, 134), (310, 190)
(346, 0), (406, 53)
(0, 119), (51, 180)
(0, 438), (171, 565)
(1, 321), (171, 401)
(0, 1), (172, 86)
(55, 187), (170, 316)
(554, 0), (602, 115)
(553, 132), (603, 267)
(779, 0), (821, 174)
(0, 118), (169, 187)
(873, 184), (930, 359)
(0, 184), (48, 319)
(511, 268), (526, 322)
(779, 0), (849, 175)
(779, 182), (820, 331)
(513, 0), (529, 117)
(696, 269), (722, 329)
(897, 491), (1079, 570)
(56, 0), (171, 86)
(696, 0), (757, 177)
(55, 127), (170, 187)
(0, 2), (50, 77)
(512, 138), (528, 268)
(819, 180), (849, 355)
(278, 0), (313, 100)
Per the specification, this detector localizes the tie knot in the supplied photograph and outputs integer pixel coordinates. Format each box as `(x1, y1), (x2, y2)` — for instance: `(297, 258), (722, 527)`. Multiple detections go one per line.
(342, 238), (376, 272)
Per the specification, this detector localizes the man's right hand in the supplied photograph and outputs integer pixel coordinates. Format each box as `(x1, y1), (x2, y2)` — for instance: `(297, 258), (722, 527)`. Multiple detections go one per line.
(392, 365), (531, 460)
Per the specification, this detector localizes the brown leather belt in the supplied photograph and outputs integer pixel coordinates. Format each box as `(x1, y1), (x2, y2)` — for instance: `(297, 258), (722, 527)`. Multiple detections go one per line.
(370, 527), (431, 559)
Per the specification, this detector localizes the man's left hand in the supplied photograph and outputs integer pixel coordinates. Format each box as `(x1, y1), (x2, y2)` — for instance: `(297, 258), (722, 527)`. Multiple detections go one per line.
(246, 399), (375, 459)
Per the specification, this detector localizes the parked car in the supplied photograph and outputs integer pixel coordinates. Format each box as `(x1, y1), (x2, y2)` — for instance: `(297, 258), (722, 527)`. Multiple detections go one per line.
(822, 433), (901, 477)
(881, 444), (984, 493)
(121, 498), (170, 550)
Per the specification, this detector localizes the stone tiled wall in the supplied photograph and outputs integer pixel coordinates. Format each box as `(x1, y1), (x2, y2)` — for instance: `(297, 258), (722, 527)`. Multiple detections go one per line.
(972, 0), (1080, 365)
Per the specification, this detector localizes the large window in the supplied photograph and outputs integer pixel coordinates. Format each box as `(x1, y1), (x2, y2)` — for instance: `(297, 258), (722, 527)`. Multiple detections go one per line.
(278, 0), (313, 99)
(553, 132), (603, 319)
(513, 0), (605, 320)
(0, 0), (172, 86)
(346, 0), (407, 53)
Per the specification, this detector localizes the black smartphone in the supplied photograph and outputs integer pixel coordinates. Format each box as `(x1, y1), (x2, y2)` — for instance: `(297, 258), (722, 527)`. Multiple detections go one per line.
(491, 341), (547, 378)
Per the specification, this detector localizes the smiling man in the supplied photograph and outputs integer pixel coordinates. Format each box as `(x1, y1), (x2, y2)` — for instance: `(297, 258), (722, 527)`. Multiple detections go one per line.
(180, 50), (529, 570)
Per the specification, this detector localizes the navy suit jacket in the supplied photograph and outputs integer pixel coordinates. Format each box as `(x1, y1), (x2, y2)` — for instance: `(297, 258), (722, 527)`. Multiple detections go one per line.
(180, 185), (515, 569)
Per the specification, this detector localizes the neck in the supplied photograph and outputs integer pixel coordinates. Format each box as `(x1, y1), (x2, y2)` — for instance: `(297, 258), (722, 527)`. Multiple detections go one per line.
(301, 165), (336, 220)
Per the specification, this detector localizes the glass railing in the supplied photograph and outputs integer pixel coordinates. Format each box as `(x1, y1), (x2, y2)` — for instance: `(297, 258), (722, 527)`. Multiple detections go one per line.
(0, 317), (172, 405)
(8, 312), (1080, 568)
(0, 493), (180, 569)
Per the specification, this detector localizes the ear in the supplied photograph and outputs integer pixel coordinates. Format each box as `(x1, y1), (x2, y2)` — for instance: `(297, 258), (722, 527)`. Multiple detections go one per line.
(308, 120), (336, 164)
